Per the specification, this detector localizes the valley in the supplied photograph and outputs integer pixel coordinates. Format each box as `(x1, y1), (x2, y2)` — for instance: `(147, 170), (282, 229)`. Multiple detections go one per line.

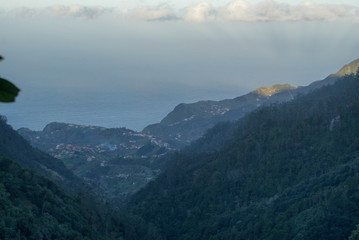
(16, 58), (359, 205)
(1, 57), (359, 239)
(18, 122), (170, 203)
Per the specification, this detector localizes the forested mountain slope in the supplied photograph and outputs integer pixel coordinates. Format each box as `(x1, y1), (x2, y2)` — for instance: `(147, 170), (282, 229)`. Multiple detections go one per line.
(0, 157), (154, 240)
(0, 123), (148, 239)
(143, 84), (296, 148)
(127, 72), (359, 239)
(0, 158), (110, 239)
(143, 58), (359, 148)
(0, 119), (79, 191)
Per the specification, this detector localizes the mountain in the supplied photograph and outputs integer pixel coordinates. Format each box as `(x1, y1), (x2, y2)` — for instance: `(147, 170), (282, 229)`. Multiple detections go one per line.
(143, 84), (296, 148)
(0, 157), (109, 239)
(0, 118), (79, 191)
(0, 120), (137, 239)
(330, 58), (359, 77)
(0, 113), (151, 239)
(18, 122), (170, 203)
(0, 156), (155, 239)
(125, 71), (359, 239)
(143, 58), (359, 148)
(18, 122), (169, 155)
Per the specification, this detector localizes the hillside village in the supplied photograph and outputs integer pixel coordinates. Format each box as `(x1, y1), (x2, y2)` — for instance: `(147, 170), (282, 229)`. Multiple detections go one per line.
(17, 122), (171, 202)
(19, 122), (171, 160)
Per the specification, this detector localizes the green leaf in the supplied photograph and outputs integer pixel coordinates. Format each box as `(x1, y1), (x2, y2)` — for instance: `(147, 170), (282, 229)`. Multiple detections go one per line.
(0, 78), (20, 102)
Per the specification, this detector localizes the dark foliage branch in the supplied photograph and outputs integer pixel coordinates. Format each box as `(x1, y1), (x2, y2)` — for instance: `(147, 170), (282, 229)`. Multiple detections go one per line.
(0, 55), (20, 103)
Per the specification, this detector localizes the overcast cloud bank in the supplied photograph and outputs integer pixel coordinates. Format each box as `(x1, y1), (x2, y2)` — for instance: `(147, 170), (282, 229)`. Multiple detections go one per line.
(2, 0), (358, 22)
(8, 5), (111, 19)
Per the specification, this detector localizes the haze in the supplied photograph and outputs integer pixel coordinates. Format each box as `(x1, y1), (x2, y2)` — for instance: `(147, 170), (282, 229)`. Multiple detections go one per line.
(1, 0), (359, 131)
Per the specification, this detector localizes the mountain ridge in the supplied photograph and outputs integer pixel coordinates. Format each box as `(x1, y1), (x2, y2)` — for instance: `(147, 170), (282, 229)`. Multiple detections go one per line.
(126, 68), (359, 240)
(331, 58), (359, 77)
(3, 57), (359, 239)
(252, 83), (297, 96)
(143, 83), (297, 148)
(143, 58), (359, 148)
(0, 118), (80, 191)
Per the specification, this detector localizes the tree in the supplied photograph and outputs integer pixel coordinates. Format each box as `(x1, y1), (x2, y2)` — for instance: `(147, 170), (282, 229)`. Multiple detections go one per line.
(349, 225), (359, 240)
(0, 56), (20, 103)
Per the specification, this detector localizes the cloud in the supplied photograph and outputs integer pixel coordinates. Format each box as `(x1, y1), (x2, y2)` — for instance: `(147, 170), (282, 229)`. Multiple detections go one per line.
(8, 7), (39, 17)
(47, 5), (109, 19)
(128, 6), (178, 21)
(220, 0), (252, 21)
(218, 0), (356, 22)
(2, 1), (359, 22)
(293, 1), (353, 21)
(183, 2), (215, 22)
(6, 5), (111, 19)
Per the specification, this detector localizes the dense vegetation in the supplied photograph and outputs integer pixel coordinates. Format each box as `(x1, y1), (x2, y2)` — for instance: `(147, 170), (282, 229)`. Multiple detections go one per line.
(0, 118), (79, 192)
(2, 55), (359, 239)
(17, 122), (169, 203)
(350, 225), (359, 240)
(0, 157), (112, 239)
(0, 90), (146, 238)
(143, 58), (359, 149)
(72, 155), (167, 204)
(0, 55), (20, 103)
(0, 156), (163, 240)
(126, 72), (359, 239)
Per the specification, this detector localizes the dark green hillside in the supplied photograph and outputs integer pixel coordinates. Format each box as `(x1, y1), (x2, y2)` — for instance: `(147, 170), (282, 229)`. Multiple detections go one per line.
(0, 158), (110, 239)
(350, 225), (359, 240)
(0, 157), (155, 240)
(128, 72), (359, 239)
(0, 119), (79, 190)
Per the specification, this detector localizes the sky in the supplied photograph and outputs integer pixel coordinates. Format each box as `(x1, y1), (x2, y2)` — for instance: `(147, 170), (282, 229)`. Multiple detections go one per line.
(1, 0), (359, 9)
(1, 0), (359, 131)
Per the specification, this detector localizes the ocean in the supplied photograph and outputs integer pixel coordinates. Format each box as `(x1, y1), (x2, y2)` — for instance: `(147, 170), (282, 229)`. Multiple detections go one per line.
(0, 86), (243, 132)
